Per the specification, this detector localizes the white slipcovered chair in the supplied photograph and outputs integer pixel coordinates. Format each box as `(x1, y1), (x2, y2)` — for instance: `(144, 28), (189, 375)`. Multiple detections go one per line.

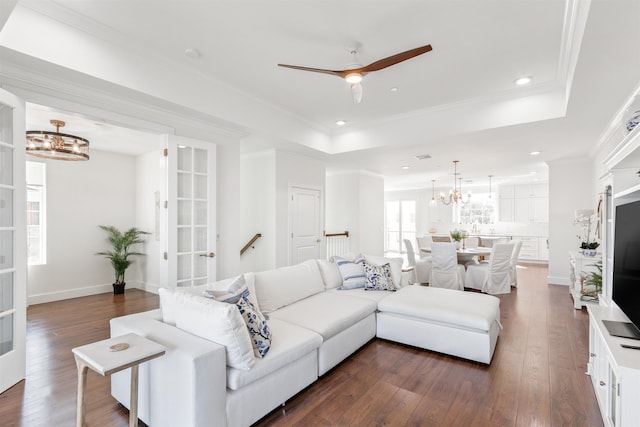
(464, 236), (480, 248)
(404, 239), (432, 284)
(429, 242), (465, 290)
(465, 243), (514, 294)
(510, 240), (523, 287)
(416, 236), (432, 259)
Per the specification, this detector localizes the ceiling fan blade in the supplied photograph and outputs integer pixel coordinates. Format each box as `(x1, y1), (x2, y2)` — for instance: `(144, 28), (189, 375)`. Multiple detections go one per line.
(351, 83), (363, 104)
(277, 63), (346, 78)
(361, 44), (433, 73)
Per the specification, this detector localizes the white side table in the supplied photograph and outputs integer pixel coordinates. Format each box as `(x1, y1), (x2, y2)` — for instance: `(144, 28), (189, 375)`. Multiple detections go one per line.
(72, 333), (166, 427)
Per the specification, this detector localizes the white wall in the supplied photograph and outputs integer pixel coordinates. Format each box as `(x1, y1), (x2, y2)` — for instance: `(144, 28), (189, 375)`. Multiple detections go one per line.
(326, 170), (384, 256)
(216, 142), (241, 279)
(135, 149), (163, 293)
(27, 150), (137, 304)
(547, 157), (596, 285)
(240, 149), (276, 273)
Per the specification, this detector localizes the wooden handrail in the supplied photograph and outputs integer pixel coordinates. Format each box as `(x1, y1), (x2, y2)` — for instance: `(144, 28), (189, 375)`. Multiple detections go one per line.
(325, 231), (349, 238)
(240, 233), (262, 255)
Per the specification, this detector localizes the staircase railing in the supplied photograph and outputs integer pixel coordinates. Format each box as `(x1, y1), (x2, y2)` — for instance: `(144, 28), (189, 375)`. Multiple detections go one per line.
(325, 231), (349, 259)
(240, 233), (262, 255)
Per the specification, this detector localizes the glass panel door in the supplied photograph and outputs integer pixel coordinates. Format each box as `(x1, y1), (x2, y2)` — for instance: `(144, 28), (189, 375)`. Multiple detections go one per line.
(0, 88), (26, 393)
(164, 135), (216, 288)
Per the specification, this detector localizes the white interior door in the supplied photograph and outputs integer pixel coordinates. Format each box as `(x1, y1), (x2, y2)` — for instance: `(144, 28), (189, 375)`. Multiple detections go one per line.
(164, 135), (216, 288)
(0, 88), (26, 393)
(290, 186), (322, 264)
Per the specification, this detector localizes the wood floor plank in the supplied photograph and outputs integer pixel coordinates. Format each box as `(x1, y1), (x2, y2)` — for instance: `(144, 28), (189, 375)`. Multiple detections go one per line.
(0, 265), (604, 427)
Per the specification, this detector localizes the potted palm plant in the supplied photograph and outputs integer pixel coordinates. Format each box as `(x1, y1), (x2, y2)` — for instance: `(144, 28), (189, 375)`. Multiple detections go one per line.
(97, 225), (150, 294)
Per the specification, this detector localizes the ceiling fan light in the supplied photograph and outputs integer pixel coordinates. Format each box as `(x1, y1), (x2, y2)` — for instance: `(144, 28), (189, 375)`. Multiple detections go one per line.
(345, 72), (363, 84)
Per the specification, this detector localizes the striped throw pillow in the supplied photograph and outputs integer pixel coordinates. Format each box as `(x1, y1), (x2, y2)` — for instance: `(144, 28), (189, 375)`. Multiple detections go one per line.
(332, 255), (366, 290)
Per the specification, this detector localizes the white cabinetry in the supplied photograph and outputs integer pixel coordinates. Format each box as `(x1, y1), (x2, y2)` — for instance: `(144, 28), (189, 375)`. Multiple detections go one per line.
(499, 184), (548, 222)
(512, 236), (549, 262)
(569, 251), (601, 309)
(588, 306), (640, 427)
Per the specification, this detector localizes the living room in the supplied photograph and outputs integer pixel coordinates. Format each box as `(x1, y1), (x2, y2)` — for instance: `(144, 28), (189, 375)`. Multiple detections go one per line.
(2, 1), (640, 426)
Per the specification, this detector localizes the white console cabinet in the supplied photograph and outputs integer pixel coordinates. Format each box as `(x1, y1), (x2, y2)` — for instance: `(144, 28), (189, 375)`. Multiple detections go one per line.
(588, 306), (640, 427)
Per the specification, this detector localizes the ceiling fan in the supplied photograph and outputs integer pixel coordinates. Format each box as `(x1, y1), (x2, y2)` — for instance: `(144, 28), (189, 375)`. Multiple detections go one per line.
(278, 44), (432, 104)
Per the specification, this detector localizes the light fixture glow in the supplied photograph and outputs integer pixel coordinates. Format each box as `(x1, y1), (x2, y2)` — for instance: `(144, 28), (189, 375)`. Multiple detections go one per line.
(401, 166), (410, 170)
(345, 72), (363, 84)
(515, 76), (532, 85)
(336, 120), (346, 126)
(390, 87), (399, 92)
(440, 160), (471, 206)
(530, 150), (541, 156)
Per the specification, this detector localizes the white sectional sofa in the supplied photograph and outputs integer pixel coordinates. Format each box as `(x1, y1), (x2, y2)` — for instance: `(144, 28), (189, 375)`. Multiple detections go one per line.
(110, 255), (501, 427)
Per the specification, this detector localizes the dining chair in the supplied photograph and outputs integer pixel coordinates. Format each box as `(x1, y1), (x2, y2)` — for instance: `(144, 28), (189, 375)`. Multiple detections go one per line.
(464, 243), (514, 294)
(404, 239), (432, 284)
(429, 242), (465, 290)
(464, 236), (480, 248)
(416, 236), (432, 259)
(431, 236), (452, 243)
(509, 240), (523, 287)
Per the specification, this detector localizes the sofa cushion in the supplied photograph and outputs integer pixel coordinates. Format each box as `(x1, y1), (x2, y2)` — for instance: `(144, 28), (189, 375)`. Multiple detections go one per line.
(364, 254), (404, 289)
(173, 292), (256, 370)
(316, 259), (343, 289)
(333, 255), (366, 290)
(377, 286), (500, 332)
(253, 259), (325, 314)
(268, 292), (378, 340)
(328, 287), (393, 303)
(226, 318), (322, 390)
(159, 274), (258, 325)
(363, 262), (395, 291)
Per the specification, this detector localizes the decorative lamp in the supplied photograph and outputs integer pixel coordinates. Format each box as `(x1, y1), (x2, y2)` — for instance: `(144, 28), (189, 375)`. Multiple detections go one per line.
(26, 119), (90, 161)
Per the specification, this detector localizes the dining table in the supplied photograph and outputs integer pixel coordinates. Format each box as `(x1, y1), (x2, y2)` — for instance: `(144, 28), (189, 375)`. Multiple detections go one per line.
(420, 246), (493, 263)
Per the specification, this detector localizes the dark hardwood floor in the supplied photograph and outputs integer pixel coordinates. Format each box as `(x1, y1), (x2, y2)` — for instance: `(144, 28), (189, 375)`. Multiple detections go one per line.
(0, 264), (603, 426)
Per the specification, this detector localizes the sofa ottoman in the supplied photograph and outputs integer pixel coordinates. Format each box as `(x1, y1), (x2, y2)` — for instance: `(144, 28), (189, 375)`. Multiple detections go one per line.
(376, 286), (501, 364)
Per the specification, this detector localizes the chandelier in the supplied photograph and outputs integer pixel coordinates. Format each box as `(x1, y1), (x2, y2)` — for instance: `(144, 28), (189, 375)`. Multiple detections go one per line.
(26, 119), (90, 161)
(440, 160), (470, 205)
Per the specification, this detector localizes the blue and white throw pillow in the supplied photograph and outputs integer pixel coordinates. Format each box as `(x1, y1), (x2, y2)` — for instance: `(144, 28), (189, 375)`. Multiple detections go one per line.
(363, 262), (395, 291)
(332, 255), (366, 290)
(235, 291), (272, 358)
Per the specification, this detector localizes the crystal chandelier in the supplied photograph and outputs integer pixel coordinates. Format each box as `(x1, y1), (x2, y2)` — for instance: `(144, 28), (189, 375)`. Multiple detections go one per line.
(26, 119), (90, 161)
(440, 160), (470, 205)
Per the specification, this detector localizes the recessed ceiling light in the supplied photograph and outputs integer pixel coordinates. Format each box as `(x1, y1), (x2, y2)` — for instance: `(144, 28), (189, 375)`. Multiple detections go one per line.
(390, 87), (399, 92)
(336, 120), (346, 126)
(401, 166), (410, 170)
(530, 150), (541, 156)
(515, 76), (532, 85)
(184, 48), (201, 59)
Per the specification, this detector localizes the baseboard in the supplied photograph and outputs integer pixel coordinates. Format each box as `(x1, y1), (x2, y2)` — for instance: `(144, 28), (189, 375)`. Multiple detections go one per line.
(548, 275), (570, 286)
(139, 282), (160, 295)
(27, 281), (151, 305)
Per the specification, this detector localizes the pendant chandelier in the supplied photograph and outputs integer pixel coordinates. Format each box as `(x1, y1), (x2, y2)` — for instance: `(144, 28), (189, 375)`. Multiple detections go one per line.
(429, 179), (437, 206)
(440, 160), (470, 205)
(26, 119), (90, 161)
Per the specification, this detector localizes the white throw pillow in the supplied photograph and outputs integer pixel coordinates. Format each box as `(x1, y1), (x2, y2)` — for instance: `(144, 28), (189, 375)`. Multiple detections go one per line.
(174, 292), (256, 370)
(316, 259), (343, 289)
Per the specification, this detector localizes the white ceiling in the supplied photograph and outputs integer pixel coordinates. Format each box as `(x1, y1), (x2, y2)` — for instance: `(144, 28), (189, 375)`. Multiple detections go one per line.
(8, 0), (640, 191)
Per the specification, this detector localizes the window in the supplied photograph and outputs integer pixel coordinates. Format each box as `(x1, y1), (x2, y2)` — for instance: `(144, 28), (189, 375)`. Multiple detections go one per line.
(458, 193), (495, 225)
(26, 162), (46, 265)
(385, 200), (416, 253)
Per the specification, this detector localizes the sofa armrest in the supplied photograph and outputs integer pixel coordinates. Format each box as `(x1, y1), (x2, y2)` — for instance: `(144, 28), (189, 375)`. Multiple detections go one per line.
(110, 310), (227, 427)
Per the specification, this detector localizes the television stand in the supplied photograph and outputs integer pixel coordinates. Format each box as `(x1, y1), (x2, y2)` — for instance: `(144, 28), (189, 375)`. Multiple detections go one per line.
(588, 306), (640, 426)
(603, 320), (640, 340)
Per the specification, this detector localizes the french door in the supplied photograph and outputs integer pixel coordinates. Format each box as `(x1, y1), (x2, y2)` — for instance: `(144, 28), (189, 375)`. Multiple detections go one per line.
(163, 135), (217, 288)
(0, 88), (26, 393)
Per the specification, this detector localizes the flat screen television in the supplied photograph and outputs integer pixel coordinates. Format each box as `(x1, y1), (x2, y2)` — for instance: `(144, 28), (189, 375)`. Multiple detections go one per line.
(608, 199), (640, 340)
